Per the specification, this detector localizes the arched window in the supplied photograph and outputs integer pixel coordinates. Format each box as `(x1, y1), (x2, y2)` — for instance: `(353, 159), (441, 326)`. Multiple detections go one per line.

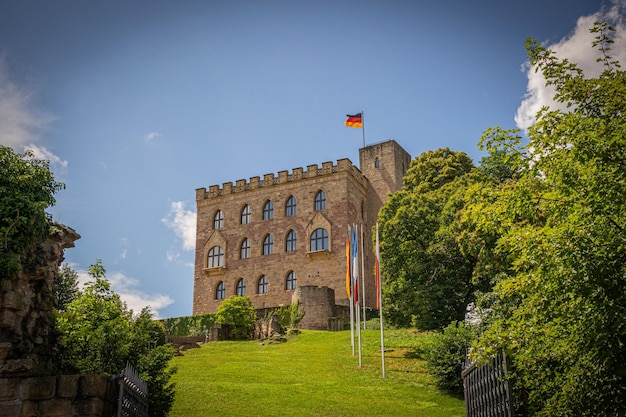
(263, 234), (274, 255)
(236, 278), (246, 296)
(285, 196), (297, 216)
(215, 281), (226, 300)
(285, 271), (297, 290)
(314, 190), (326, 211)
(207, 246), (224, 268)
(310, 228), (328, 252)
(241, 205), (251, 225)
(213, 210), (224, 230)
(257, 275), (268, 294)
(263, 200), (274, 220)
(285, 230), (297, 252)
(240, 238), (251, 259)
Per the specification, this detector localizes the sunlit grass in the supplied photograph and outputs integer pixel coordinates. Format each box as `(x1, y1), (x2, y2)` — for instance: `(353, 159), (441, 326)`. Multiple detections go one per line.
(169, 329), (464, 417)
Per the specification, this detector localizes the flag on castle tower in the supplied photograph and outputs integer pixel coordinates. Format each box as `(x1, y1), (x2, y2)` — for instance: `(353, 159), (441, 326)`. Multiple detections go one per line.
(344, 113), (363, 128)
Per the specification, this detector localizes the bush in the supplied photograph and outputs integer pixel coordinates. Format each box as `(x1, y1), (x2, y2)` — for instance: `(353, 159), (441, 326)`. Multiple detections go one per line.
(424, 321), (473, 396)
(164, 314), (216, 337)
(215, 296), (256, 340)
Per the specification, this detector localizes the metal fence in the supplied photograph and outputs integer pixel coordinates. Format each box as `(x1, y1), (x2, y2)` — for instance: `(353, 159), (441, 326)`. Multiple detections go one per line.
(462, 351), (514, 417)
(116, 362), (149, 417)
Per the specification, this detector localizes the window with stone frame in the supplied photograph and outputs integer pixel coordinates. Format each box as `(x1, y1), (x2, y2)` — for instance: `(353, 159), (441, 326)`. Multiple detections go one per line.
(263, 200), (274, 220)
(263, 234), (274, 255)
(240, 238), (251, 259)
(314, 190), (326, 211)
(241, 204), (251, 224)
(213, 210), (224, 229)
(236, 278), (246, 296)
(257, 275), (268, 294)
(285, 195), (297, 216)
(207, 246), (224, 268)
(285, 230), (297, 252)
(285, 271), (297, 290)
(215, 281), (226, 300)
(309, 228), (328, 252)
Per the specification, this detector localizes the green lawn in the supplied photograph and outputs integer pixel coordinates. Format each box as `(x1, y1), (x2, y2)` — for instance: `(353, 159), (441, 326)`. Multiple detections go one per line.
(168, 329), (465, 417)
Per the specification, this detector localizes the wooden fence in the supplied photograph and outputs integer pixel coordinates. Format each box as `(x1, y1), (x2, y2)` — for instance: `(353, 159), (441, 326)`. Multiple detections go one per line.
(116, 362), (149, 417)
(462, 351), (514, 417)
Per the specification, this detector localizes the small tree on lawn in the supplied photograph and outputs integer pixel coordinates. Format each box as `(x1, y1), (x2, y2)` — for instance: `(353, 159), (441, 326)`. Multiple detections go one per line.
(215, 296), (256, 340)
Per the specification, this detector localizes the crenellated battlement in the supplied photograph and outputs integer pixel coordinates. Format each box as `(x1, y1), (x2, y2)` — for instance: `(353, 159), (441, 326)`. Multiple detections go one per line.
(196, 158), (365, 200)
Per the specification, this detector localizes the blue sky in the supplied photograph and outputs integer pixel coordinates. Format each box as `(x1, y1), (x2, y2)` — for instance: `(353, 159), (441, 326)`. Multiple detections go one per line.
(1, 0), (624, 318)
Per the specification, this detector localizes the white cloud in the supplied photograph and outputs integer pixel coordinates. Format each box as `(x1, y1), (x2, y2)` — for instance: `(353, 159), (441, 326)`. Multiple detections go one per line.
(0, 56), (66, 169)
(75, 268), (174, 319)
(24, 143), (68, 168)
(162, 201), (197, 252)
(144, 131), (161, 142)
(515, 1), (626, 130)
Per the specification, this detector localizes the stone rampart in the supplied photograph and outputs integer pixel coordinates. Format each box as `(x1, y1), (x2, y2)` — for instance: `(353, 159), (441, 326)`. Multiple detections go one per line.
(196, 158), (366, 200)
(292, 286), (336, 330)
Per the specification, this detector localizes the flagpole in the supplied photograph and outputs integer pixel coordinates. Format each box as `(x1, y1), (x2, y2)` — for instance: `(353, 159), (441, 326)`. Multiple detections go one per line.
(377, 223), (386, 378)
(361, 224), (366, 330)
(361, 110), (366, 147)
(348, 226), (355, 356)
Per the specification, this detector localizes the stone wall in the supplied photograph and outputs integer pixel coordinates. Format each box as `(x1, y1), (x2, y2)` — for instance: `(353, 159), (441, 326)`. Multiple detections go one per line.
(0, 374), (116, 417)
(0, 223), (120, 416)
(0, 223), (80, 377)
(292, 286), (336, 330)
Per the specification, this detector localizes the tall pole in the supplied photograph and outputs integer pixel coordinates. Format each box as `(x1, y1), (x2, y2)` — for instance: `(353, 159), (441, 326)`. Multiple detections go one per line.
(361, 224), (366, 329)
(377, 223), (386, 378)
(361, 110), (366, 148)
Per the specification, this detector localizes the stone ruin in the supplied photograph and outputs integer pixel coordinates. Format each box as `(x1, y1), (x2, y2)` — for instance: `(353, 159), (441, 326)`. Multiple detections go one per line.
(0, 223), (117, 417)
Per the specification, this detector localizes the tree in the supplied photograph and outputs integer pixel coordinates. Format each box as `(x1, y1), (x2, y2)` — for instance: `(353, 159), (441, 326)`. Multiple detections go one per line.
(469, 22), (626, 416)
(215, 295), (257, 340)
(0, 146), (64, 277)
(56, 260), (176, 417)
(378, 148), (490, 329)
(55, 263), (80, 311)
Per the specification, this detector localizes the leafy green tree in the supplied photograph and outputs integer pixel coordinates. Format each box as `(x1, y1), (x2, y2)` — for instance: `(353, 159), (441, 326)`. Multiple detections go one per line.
(469, 22), (626, 416)
(0, 146), (64, 277)
(56, 260), (176, 417)
(378, 148), (490, 329)
(215, 295), (257, 340)
(55, 263), (80, 311)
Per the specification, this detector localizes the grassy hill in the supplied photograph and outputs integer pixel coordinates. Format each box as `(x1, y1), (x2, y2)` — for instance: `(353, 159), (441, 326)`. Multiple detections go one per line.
(169, 329), (465, 417)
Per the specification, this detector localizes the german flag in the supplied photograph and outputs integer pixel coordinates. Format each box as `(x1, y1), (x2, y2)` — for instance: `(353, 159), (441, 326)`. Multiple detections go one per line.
(344, 113), (363, 128)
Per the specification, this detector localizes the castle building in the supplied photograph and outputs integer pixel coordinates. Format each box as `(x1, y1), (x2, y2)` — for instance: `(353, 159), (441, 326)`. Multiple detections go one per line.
(193, 140), (410, 327)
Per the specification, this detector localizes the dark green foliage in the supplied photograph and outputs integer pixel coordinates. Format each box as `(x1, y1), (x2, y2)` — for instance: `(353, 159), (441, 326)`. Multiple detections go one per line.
(274, 301), (305, 331)
(56, 260), (176, 417)
(0, 146), (64, 277)
(425, 322), (473, 396)
(215, 296), (256, 340)
(163, 313), (216, 337)
(378, 148), (491, 330)
(55, 263), (80, 311)
(468, 22), (626, 416)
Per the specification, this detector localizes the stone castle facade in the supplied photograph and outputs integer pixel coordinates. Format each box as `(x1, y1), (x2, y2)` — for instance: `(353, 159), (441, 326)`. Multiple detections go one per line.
(192, 140), (410, 327)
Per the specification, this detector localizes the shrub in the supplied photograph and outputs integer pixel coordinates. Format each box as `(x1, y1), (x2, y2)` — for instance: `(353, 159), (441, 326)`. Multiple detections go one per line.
(215, 296), (256, 340)
(425, 321), (473, 396)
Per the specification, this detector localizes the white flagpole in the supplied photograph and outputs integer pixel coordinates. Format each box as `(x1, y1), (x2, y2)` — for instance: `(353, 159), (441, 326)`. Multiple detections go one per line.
(353, 224), (362, 368)
(361, 224), (366, 330)
(377, 223), (386, 378)
(348, 225), (355, 356)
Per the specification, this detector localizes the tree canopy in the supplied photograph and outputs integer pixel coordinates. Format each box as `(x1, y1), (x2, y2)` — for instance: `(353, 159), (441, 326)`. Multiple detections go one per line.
(0, 146), (64, 277)
(466, 22), (626, 415)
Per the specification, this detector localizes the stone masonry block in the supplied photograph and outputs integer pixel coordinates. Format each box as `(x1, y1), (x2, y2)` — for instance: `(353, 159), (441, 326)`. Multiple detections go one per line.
(23, 376), (56, 400)
(0, 377), (19, 400)
(56, 374), (79, 398)
(0, 401), (22, 417)
(74, 397), (105, 416)
(79, 374), (109, 398)
(40, 398), (73, 416)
